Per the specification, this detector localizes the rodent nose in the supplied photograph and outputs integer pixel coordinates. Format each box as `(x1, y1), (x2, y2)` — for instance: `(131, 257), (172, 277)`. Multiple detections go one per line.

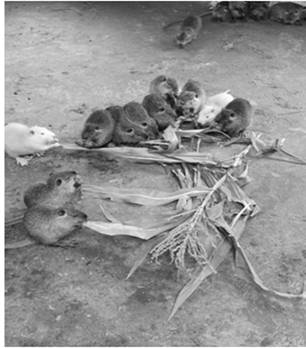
(74, 182), (82, 188)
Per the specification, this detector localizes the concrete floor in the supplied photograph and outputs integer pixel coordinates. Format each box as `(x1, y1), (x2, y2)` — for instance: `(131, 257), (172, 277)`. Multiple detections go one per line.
(5, 2), (306, 346)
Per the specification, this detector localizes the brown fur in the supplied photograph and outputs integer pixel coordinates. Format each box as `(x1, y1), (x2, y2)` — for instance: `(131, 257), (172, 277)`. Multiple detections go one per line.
(24, 171), (82, 208)
(214, 98), (252, 137)
(142, 94), (177, 131)
(76, 110), (116, 148)
(24, 203), (87, 245)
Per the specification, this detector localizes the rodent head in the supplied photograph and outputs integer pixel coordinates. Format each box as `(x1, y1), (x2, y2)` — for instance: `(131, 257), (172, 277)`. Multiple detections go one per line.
(177, 91), (201, 117)
(214, 108), (242, 136)
(217, 109), (238, 125)
(176, 28), (194, 48)
(24, 203), (87, 245)
(123, 102), (159, 140)
(77, 110), (114, 148)
(150, 75), (173, 96)
(286, 9), (302, 22)
(79, 124), (108, 148)
(28, 126), (59, 146)
(142, 94), (177, 131)
(166, 77), (179, 96)
(46, 171), (82, 201)
(53, 203), (88, 230)
(143, 94), (176, 117)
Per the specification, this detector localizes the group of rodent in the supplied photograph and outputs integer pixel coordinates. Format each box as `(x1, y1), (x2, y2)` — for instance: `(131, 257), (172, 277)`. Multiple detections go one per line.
(5, 171), (87, 249)
(165, 2), (306, 48)
(76, 75), (253, 148)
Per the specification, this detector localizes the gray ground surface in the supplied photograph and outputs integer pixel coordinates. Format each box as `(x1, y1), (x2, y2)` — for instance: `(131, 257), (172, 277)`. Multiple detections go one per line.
(5, 2), (306, 346)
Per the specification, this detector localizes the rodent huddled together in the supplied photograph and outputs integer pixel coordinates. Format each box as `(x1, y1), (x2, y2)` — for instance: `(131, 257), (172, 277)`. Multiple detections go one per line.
(164, 2), (306, 48)
(76, 75), (253, 149)
(5, 171), (87, 249)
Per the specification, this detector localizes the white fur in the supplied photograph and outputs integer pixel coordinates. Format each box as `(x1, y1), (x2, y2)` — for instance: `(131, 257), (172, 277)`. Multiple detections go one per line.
(5, 122), (60, 165)
(197, 90), (235, 126)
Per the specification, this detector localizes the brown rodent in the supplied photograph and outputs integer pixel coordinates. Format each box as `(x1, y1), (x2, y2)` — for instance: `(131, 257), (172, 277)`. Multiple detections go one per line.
(163, 11), (211, 30)
(228, 2), (249, 21)
(149, 75), (179, 109)
(108, 104), (159, 145)
(5, 171), (83, 227)
(211, 2), (233, 22)
(142, 94), (177, 131)
(175, 15), (202, 48)
(75, 110), (116, 148)
(214, 98), (253, 137)
(177, 79), (207, 118)
(24, 171), (82, 208)
(5, 203), (87, 249)
(269, 2), (305, 25)
(248, 2), (269, 21)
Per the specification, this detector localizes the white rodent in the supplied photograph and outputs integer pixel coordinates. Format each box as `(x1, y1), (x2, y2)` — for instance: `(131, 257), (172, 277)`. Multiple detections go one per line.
(5, 122), (60, 166)
(197, 90), (235, 127)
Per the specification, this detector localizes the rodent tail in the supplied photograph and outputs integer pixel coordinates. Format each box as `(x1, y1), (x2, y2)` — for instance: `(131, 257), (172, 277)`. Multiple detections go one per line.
(163, 11), (211, 31)
(200, 10), (212, 18)
(5, 239), (36, 250)
(162, 19), (182, 31)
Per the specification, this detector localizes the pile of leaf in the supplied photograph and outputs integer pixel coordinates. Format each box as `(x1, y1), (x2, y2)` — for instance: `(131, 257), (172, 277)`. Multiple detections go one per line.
(77, 131), (306, 319)
(61, 130), (306, 317)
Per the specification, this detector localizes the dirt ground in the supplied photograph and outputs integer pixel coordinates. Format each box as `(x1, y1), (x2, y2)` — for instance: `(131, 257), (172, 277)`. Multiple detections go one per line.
(5, 1), (306, 346)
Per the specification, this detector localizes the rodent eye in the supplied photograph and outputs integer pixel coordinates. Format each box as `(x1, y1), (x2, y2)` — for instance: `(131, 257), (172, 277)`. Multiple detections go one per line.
(142, 122), (148, 127)
(56, 178), (62, 186)
(126, 128), (134, 134)
(229, 112), (236, 118)
(41, 132), (44, 135)
(195, 94), (198, 98)
(95, 127), (100, 130)
(159, 107), (165, 112)
(57, 209), (66, 217)
(30, 130), (35, 135)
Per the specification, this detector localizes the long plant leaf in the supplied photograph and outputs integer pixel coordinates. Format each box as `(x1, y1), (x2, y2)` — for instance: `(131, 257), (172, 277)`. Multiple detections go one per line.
(126, 234), (166, 280)
(84, 218), (184, 240)
(98, 203), (121, 223)
(83, 185), (210, 206)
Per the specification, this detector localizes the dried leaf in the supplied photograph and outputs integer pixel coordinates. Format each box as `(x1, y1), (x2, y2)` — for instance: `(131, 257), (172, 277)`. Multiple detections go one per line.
(99, 203), (121, 223)
(84, 218), (185, 240)
(84, 185), (210, 207)
(168, 216), (248, 319)
(126, 234), (165, 280)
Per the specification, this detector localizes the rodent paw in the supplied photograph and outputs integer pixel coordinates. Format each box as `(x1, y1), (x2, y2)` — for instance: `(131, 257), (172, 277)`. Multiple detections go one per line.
(16, 156), (31, 166)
